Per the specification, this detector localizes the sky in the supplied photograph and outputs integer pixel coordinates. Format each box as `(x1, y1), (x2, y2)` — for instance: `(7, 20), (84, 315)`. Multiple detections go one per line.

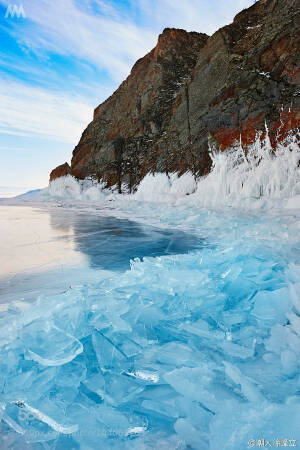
(0, 0), (254, 189)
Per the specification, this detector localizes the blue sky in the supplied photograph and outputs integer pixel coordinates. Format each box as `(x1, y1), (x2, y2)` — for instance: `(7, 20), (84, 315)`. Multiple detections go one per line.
(0, 0), (253, 189)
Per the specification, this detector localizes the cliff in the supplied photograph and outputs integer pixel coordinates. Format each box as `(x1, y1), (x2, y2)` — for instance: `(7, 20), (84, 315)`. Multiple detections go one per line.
(50, 0), (300, 192)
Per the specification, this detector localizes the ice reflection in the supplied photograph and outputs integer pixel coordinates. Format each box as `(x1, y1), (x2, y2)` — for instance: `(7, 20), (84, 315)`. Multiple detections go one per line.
(0, 206), (81, 278)
(0, 206), (204, 302)
(50, 212), (205, 271)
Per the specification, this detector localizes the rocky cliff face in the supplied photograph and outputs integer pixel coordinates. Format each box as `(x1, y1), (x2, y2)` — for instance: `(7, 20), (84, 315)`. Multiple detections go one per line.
(50, 0), (300, 191)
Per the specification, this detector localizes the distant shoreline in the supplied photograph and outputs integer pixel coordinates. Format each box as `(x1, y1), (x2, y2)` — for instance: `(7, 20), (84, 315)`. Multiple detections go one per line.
(0, 186), (36, 198)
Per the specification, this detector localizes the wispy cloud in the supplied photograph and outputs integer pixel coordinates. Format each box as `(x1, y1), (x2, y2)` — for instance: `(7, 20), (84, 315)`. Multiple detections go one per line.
(134, 0), (254, 35)
(1, 0), (158, 83)
(0, 77), (94, 143)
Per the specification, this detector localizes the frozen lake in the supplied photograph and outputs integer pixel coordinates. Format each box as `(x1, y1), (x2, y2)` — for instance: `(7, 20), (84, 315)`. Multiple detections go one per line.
(0, 202), (299, 449)
(0, 205), (204, 303)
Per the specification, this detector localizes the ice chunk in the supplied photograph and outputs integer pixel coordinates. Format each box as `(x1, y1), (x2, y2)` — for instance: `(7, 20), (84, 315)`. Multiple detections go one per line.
(280, 349), (298, 376)
(286, 328), (300, 352)
(21, 320), (83, 366)
(80, 372), (105, 404)
(265, 324), (289, 353)
(289, 282), (300, 314)
(103, 332), (143, 358)
(174, 418), (208, 450)
(141, 398), (180, 419)
(135, 305), (165, 327)
(164, 367), (218, 412)
(56, 359), (87, 388)
(82, 372), (105, 392)
(95, 404), (130, 436)
(102, 373), (145, 406)
(65, 402), (110, 446)
(218, 340), (254, 359)
(286, 312), (300, 336)
(179, 319), (224, 340)
(1, 368), (35, 401)
(221, 310), (247, 326)
(140, 384), (177, 401)
(251, 287), (290, 322)
(25, 367), (57, 401)
(223, 361), (264, 403)
(176, 397), (211, 431)
(154, 342), (199, 367)
(92, 330), (128, 370)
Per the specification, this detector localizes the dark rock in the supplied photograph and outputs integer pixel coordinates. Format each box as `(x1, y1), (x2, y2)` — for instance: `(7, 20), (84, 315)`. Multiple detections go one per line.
(50, 0), (300, 191)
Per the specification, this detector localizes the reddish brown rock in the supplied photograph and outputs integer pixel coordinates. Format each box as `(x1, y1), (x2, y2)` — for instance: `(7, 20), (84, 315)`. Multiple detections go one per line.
(69, 28), (208, 190)
(50, 0), (300, 190)
(49, 162), (71, 181)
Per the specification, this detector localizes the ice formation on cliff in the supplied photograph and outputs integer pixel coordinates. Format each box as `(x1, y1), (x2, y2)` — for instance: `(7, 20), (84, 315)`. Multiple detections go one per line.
(21, 131), (299, 211)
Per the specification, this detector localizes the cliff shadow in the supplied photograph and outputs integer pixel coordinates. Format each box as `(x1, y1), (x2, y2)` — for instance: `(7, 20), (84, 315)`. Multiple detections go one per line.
(48, 208), (205, 271)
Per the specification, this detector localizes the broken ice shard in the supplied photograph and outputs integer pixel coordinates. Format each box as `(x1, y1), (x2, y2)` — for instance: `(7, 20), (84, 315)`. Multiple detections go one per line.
(21, 319), (83, 366)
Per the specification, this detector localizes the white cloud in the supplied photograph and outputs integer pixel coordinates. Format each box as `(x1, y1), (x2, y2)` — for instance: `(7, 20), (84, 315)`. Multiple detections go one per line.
(0, 78), (94, 144)
(132, 0), (254, 34)
(1, 0), (158, 83)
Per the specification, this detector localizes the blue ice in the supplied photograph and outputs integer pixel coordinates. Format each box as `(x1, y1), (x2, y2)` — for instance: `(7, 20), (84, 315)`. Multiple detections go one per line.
(0, 207), (299, 449)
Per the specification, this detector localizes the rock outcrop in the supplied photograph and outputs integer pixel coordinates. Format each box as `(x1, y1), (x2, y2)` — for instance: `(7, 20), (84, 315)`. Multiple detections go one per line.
(50, 0), (300, 191)
(49, 162), (72, 181)
(70, 28), (209, 192)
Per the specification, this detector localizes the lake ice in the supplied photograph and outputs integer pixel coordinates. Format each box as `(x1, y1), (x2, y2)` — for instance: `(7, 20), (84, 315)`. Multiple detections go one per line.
(0, 206), (204, 303)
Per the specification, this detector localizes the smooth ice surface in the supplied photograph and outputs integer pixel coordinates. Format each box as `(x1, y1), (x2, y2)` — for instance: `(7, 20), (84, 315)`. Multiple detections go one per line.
(0, 133), (299, 449)
(0, 205), (203, 303)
